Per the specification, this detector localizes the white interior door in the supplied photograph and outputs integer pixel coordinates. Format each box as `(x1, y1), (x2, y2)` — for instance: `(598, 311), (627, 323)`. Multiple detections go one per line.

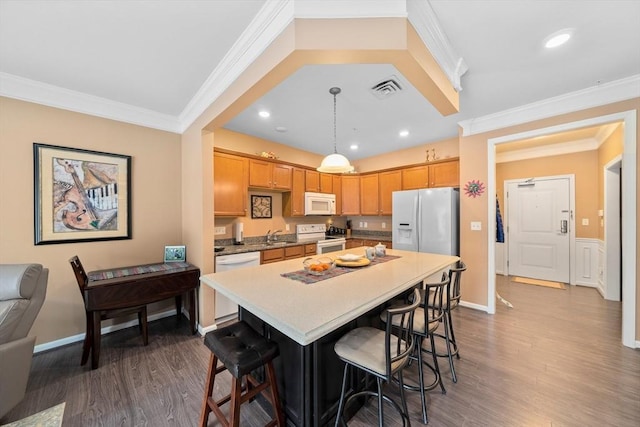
(507, 176), (571, 282)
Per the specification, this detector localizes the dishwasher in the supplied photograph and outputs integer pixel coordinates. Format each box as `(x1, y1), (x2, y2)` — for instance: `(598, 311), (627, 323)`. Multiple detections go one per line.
(214, 251), (260, 321)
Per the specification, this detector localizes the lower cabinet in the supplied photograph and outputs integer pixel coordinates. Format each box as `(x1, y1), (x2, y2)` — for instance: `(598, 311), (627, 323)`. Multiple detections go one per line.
(261, 245), (308, 264)
(346, 239), (392, 250)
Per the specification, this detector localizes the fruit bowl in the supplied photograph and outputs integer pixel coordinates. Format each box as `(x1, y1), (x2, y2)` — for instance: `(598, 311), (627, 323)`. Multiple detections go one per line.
(303, 257), (335, 275)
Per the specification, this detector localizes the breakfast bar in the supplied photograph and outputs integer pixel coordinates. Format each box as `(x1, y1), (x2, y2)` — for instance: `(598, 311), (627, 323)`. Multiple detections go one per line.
(200, 248), (458, 426)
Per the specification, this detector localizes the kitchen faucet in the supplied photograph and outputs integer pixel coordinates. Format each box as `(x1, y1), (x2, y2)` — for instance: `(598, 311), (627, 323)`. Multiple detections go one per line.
(266, 229), (283, 244)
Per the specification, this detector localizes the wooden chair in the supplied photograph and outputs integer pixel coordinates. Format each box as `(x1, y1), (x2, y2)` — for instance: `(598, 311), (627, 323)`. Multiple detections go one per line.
(69, 256), (148, 368)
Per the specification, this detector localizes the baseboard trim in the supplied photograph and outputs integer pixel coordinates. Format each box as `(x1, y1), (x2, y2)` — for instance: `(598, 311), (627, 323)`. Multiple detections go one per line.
(460, 300), (489, 312)
(34, 309), (182, 354)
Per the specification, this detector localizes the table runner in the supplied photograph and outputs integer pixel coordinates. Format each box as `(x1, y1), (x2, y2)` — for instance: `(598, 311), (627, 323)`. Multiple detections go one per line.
(89, 262), (191, 281)
(281, 255), (401, 285)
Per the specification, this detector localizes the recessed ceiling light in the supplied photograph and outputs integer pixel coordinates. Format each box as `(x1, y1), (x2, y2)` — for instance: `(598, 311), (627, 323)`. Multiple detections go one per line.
(399, 130), (409, 137)
(350, 144), (359, 150)
(258, 110), (270, 118)
(544, 29), (573, 48)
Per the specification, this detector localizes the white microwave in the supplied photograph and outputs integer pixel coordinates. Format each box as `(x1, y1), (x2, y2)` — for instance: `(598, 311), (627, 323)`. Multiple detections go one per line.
(304, 192), (336, 215)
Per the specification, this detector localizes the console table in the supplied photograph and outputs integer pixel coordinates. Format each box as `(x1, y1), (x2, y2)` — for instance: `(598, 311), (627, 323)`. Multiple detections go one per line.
(85, 262), (200, 369)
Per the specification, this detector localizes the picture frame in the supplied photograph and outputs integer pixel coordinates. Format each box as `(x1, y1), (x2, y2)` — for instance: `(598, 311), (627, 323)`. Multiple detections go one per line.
(251, 195), (272, 219)
(33, 143), (132, 245)
(164, 245), (186, 263)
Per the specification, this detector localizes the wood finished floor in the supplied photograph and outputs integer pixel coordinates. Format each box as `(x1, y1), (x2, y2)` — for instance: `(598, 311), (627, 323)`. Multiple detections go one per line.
(2, 276), (639, 426)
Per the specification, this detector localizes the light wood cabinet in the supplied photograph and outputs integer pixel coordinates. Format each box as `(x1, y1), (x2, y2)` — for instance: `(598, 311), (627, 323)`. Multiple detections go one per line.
(359, 173), (379, 215)
(307, 171), (334, 193)
(402, 165), (429, 190)
(332, 175), (342, 217)
(428, 160), (459, 187)
(346, 239), (392, 250)
(319, 173), (333, 194)
(261, 244), (307, 264)
(249, 159), (292, 190)
(285, 245), (304, 259)
(261, 248), (284, 264)
(379, 170), (402, 215)
(304, 243), (317, 256)
(214, 152), (248, 216)
(305, 170), (320, 192)
(341, 175), (360, 215)
(283, 167), (305, 217)
(402, 159), (459, 190)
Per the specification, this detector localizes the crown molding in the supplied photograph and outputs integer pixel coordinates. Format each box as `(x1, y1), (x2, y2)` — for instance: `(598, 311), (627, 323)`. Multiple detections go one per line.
(460, 74), (640, 137)
(407, 0), (468, 91)
(0, 72), (181, 133)
(178, 0), (295, 132)
(495, 137), (598, 163)
(594, 122), (621, 147)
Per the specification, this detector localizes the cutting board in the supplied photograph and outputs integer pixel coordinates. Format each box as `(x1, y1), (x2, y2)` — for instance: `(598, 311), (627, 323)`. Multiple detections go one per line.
(335, 258), (371, 267)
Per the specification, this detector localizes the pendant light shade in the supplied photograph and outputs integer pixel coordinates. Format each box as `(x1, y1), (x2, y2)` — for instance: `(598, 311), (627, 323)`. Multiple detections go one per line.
(317, 87), (354, 173)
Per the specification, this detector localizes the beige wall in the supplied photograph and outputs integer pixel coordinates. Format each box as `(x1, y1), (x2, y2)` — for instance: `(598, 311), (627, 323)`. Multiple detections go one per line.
(496, 150), (599, 239)
(459, 98), (639, 339)
(597, 124), (624, 240)
(0, 97), (182, 345)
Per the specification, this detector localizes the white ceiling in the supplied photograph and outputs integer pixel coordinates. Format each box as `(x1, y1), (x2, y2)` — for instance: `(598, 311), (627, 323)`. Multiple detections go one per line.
(1, 1), (639, 161)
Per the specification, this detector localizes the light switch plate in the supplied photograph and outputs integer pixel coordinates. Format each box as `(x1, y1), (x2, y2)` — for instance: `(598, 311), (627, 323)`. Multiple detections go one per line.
(381, 222), (386, 229)
(285, 224), (290, 231)
(471, 221), (482, 231)
(214, 226), (225, 235)
(582, 218), (589, 226)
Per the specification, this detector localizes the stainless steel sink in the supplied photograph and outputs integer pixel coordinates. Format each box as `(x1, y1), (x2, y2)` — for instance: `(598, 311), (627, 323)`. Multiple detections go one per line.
(265, 242), (288, 247)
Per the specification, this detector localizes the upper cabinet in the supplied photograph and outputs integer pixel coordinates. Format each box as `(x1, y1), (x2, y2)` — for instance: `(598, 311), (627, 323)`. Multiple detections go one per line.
(428, 160), (459, 188)
(402, 159), (459, 190)
(249, 159), (292, 190)
(379, 170), (402, 215)
(283, 167), (305, 217)
(341, 175), (360, 215)
(214, 152), (248, 216)
(359, 173), (379, 215)
(332, 175), (342, 215)
(305, 171), (333, 194)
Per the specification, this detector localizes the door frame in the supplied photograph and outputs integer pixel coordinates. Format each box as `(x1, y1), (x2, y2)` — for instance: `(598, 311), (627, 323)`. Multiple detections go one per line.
(604, 155), (622, 301)
(504, 174), (575, 284)
(487, 110), (637, 348)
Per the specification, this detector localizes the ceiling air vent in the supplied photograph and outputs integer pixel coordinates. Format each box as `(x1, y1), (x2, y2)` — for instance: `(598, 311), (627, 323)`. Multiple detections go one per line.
(370, 76), (402, 99)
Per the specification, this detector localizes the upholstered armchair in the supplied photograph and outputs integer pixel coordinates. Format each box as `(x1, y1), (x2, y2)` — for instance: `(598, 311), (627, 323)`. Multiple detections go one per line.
(0, 264), (48, 419)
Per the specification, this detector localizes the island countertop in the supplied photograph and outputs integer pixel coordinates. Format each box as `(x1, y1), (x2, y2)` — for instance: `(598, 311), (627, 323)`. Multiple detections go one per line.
(201, 247), (458, 346)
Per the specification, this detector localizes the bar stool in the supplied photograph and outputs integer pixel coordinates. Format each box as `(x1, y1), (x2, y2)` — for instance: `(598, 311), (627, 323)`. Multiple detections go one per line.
(430, 261), (466, 383)
(381, 275), (449, 424)
(199, 321), (285, 427)
(334, 288), (421, 427)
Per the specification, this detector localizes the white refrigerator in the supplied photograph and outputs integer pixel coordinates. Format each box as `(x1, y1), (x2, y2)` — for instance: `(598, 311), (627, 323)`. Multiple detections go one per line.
(392, 187), (459, 255)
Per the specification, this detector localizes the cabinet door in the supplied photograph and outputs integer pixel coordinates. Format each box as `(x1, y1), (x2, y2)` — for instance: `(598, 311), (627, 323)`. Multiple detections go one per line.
(428, 160), (459, 188)
(261, 248), (284, 264)
(284, 245), (304, 259)
(332, 175), (342, 216)
(304, 243), (317, 256)
(379, 170), (402, 215)
(402, 165), (429, 190)
(248, 159), (273, 188)
(214, 152), (248, 216)
(283, 168), (305, 216)
(272, 163), (293, 190)
(346, 239), (363, 249)
(319, 173), (333, 194)
(305, 170), (320, 192)
(359, 173), (379, 215)
(341, 175), (360, 215)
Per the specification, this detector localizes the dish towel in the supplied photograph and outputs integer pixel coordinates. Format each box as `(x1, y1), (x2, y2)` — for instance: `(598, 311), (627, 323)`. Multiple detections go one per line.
(496, 196), (505, 243)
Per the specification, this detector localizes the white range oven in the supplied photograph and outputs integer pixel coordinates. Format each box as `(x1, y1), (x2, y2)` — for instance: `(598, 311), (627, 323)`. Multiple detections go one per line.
(296, 224), (346, 255)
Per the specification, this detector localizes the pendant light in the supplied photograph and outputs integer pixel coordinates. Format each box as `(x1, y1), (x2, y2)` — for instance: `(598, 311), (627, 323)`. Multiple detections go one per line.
(317, 87), (354, 173)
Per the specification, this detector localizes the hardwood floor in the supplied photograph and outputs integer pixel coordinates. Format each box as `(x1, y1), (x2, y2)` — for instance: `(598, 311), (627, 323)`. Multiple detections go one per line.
(3, 277), (639, 426)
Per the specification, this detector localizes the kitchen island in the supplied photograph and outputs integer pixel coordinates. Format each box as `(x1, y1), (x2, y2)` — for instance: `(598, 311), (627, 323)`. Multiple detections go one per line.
(200, 248), (458, 426)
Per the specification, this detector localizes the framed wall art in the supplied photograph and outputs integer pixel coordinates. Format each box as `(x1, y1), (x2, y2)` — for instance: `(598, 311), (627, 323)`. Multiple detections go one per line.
(33, 143), (132, 245)
(251, 195), (272, 219)
(164, 245), (186, 263)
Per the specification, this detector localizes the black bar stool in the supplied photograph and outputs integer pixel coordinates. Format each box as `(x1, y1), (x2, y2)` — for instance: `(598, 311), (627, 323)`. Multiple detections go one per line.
(199, 321), (285, 427)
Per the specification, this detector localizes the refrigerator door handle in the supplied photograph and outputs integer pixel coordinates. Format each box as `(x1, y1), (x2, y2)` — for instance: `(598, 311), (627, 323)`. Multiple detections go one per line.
(415, 194), (421, 247)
